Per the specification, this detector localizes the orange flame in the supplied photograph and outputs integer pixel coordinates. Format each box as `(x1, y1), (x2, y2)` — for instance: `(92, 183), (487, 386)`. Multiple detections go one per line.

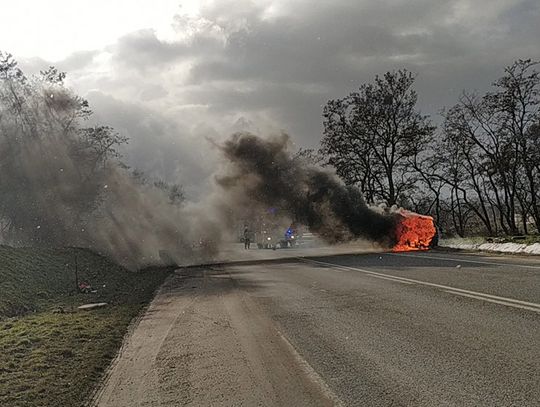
(393, 211), (436, 252)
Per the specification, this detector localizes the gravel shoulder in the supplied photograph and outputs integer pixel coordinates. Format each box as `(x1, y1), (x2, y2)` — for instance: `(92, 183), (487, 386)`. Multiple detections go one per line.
(91, 269), (340, 407)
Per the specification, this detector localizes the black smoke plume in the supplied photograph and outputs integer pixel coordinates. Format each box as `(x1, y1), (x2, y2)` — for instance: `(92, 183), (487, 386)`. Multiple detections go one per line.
(216, 132), (401, 246)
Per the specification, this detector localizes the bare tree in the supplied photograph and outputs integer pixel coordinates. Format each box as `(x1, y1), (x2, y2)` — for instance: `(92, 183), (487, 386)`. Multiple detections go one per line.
(494, 60), (540, 232)
(321, 70), (435, 206)
(154, 179), (186, 206)
(292, 147), (322, 166)
(440, 59), (540, 236)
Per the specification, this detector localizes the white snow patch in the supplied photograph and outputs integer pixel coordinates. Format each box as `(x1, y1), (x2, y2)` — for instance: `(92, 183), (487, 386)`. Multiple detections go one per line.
(523, 243), (540, 255)
(478, 242), (527, 253)
(440, 239), (540, 255)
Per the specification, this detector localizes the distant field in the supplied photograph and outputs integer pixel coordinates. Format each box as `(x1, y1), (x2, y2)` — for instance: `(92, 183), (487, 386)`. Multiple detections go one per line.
(0, 245), (171, 407)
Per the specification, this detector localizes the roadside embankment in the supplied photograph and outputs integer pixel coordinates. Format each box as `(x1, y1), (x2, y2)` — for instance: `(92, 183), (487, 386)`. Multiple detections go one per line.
(0, 245), (170, 407)
(439, 238), (540, 255)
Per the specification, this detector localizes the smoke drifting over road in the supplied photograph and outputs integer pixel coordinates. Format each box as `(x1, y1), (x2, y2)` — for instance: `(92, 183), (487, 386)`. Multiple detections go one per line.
(216, 132), (401, 246)
(0, 56), (216, 269)
(0, 54), (406, 269)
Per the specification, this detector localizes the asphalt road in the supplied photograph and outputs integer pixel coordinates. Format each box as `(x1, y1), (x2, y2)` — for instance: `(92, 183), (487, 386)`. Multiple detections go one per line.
(94, 250), (540, 406)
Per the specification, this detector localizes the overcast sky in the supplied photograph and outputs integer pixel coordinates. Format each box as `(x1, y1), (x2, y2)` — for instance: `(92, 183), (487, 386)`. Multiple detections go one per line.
(4, 0), (540, 197)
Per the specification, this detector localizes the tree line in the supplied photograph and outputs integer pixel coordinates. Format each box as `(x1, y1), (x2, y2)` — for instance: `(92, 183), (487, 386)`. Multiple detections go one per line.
(317, 60), (540, 237)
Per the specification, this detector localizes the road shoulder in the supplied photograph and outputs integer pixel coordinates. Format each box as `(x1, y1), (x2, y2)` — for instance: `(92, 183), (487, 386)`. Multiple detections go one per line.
(92, 269), (340, 407)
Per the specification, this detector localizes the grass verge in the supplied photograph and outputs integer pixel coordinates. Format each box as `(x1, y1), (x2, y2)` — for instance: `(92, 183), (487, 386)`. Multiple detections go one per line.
(0, 245), (171, 407)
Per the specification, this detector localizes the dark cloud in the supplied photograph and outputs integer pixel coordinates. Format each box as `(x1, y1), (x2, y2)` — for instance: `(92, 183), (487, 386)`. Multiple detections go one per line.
(111, 29), (186, 69)
(139, 83), (169, 101)
(21, 0), (539, 192)
(105, 0), (539, 142)
(17, 50), (97, 76)
(110, 26), (224, 71)
(57, 50), (98, 71)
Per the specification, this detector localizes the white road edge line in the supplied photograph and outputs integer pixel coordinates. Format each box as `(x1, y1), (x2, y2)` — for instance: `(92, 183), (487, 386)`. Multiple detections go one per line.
(388, 252), (540, 270)
(277, 330), (345, 407)
(443, 290), (540, 313)
(367, 274), (414, 285)
(299, 258), (540, 312)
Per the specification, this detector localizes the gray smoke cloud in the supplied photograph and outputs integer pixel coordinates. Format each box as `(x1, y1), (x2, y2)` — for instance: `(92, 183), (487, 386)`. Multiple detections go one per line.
(1, 54), (404, 269)
(0, 58), (222, 269)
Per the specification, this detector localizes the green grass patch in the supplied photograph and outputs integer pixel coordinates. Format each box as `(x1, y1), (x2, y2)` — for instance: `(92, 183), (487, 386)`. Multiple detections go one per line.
(0, 246), (171, 406)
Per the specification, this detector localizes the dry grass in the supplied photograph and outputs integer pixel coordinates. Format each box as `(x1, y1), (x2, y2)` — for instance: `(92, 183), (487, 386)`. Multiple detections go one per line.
(0, 246), (170, 406)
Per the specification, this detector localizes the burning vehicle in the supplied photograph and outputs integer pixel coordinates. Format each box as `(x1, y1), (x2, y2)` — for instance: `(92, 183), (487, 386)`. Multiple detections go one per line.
(393, 211), (438, 252)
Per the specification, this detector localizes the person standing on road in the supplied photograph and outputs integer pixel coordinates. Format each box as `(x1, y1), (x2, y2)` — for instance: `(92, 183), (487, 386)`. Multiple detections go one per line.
(243, 227), (251, 249)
